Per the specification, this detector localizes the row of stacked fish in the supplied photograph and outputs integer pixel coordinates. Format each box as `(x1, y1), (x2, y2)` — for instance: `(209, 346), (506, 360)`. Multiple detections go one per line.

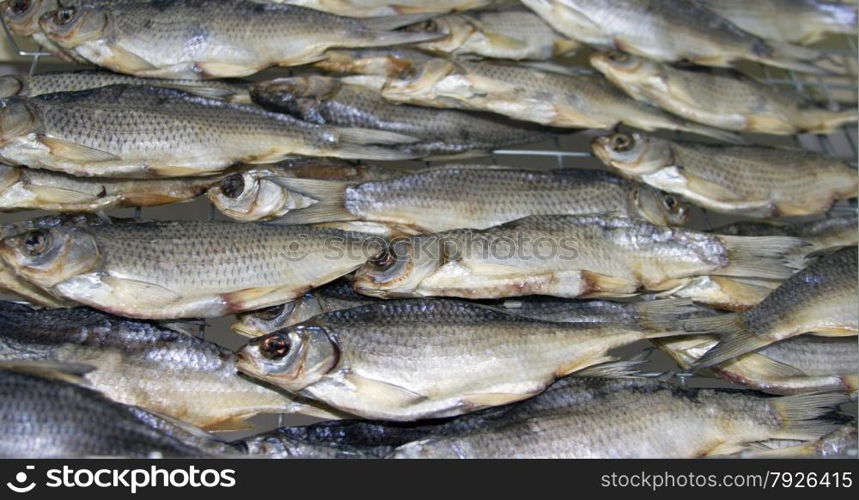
(0, 0), (856, 458)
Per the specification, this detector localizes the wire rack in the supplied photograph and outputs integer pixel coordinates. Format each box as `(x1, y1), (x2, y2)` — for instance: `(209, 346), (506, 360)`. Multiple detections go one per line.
(1, 21), (857, 435)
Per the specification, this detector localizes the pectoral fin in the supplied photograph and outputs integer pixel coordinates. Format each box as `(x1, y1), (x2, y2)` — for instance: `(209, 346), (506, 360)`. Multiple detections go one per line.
(344, 372), (428, 408)
(39, 136), (121, 163)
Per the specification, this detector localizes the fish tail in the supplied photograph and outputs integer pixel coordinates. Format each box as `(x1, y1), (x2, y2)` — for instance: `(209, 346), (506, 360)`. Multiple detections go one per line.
(717, 235), (810, 280)
(677, 122), (746, 144)
(359, 14), (445, 47)
(574, 352), (656, 379)
(771, 392), (847, 441)
(264, 177), (359, 225)
(798, 108), (859, 134)
(757, 42), (848, 75)
(684, 314), (772, 369)
(337, 127), (420, 146)
(633, 298), (708, 332)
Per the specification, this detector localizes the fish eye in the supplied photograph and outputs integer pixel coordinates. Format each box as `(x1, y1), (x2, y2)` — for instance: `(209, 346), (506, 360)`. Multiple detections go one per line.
(260, 335), (290, 360)
(220, 173), (246, 199)
(421, 19), (438, 32)
(370, 248), (395, 268)
(10, 0), (31, 15)
(256, 303), (286, 321)
(608, 51), (630, 63)
(663, 196), (679, 211)
(23, 229), (50, 256)
(53, 7), (77, 26)
(610, 134), (634, 152)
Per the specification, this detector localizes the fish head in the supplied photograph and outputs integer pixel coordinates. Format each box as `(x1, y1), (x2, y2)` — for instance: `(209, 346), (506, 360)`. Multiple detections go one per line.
(589, 51), (657, 83)
(352, 236), (442, 298)
(38, 4), (108, 48)
(0, 75), (25, 98)
(591, 133), (674, 176)
(632, 184), (689, 227)
(237, 324), (338, 391)
(0, 226), (100, 289)
(208, 170), (315, 221)
(0, 98), (38, 145)
(250, 77), (341, 124)
(232, 300), (309, 338)
(2, 0), (59, 37)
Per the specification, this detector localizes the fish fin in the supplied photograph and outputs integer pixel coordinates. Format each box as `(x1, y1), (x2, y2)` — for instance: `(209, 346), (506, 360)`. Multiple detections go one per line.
(0, 360), (95, 385)
(771, 393), (847, 441)
(156, 319), (207, 337)
(343, 372), (428, 407)
(56, 275), (183, 315)
(26, 184), (106, 204)
(578, 270), (639, 296)
(271, 203), (360, 225)
(265, 177), (352, 202)
(702, 441), (750, 457)
(362, 13), (438, 31)
(574, 353), (652, 379)
(194, 61), (259, 79)
(686, 315), (772, 370)
(726, 351), (807, 379)
(796, 109), (859, 134)
(459, 392), (532, 409)
(331, 143), (420, 161)
(678, 123), (746, 144)
(554, 353), (618, 378)
(264, 177), (358, 225)
(773, 201), (819, 216)
(99, 46), (158, 73)
(336, 127), (420, 145)
(169, 83), (248, 102)
(39, 136), (121, 162)
(221, 286), (287, 312)
(680, 169), (748, 202)
(482, 31), (530, 52)
(204, 418), (255, 433)
(634, 298), (707, 332)
(744, 114), (796, 134)
(363, 29), (445, 48)
(717, 235), (810, 280)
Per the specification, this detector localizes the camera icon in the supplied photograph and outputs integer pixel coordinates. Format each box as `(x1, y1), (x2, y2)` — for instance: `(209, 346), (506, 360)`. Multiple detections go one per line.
(6, 465), (36, 493)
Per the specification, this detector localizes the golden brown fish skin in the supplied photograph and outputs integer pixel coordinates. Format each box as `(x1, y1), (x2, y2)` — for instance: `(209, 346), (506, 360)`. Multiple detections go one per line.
(352, 214), (806, 300)
(715, 214), (859, 251)
(695, 0), (858, 45)
(656, 335), (859, 395)
(0, 220), (377, 319)
(689, 247), (859, 369)
(236, 298), (695, 420)
(38, 0), (441, 79)
(0, 164), (220, 212)
(592, 132), (858, 217)
(590, 52), (857, 134)
(366, 57), (738, 141)
(654, 275), (781, 312)
(274, 165), (688, 230)
(313, 48), (436, 77)
(0, 302), (340, 429)
(411, 8), (579, 60)
(0, 85), (413, 178)
(391, 377), (844, 458)
(521, 0), (831, 73)
(0, 69), (252, 103)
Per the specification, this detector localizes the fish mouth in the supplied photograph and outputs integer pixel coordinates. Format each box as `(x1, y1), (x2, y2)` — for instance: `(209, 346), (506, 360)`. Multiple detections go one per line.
(590, 136), (616, 166)
(230, 319), (264, 339)
(234, 347), (264, 377)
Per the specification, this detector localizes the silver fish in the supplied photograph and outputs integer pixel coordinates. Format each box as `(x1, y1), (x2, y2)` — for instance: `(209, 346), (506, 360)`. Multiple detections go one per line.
(656, 335), (859, 395)
(0, 85), (414, 178)
(0, 365), (234, 457)
(521, 0), (834, 73)
(688, 247), (858, 369)
(391, 376), (845, 458)
(271, 165), (689, 231)
(0, 69), (252, 103)
(695, 0), (858, 45)
(352, 214), (807, 300)
(592, 132), (858, 216)
(591, 52), (857, 134)
(236, 298), (696, 420)
(38, 0), (441, 79)
(0, 301), (341, 429)
(250, 76), (555, 159)
(356, 57), (739, 141)
(0, 220), (377, 319)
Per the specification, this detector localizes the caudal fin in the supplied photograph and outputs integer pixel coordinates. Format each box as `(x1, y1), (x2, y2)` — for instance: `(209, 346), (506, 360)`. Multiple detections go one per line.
(359, 14), (445, 47)
(685, 313), (772, 369)
(328, 126), (422, 160)
(633, 298), (710, 332)
(755, 42), (844, 75)
(771, 392), (848, 441)
(717, 235), (810, 280)
(797, 108), (859, 134)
